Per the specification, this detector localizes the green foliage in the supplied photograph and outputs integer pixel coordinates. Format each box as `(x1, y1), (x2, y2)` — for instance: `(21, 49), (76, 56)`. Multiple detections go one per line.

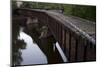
(12, 1), (17, 9)
(62, 4), (73, 15)
(72, 5), (96, 21)
(12, 1), (96, 21)
(21, 2), (62, 9)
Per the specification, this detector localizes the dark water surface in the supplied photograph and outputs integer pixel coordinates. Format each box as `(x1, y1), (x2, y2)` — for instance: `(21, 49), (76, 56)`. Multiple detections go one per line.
(12, 18), (67, 66)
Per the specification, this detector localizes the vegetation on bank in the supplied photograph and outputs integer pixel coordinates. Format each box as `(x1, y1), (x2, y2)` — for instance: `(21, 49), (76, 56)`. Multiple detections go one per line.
(12, 1), (96, 22)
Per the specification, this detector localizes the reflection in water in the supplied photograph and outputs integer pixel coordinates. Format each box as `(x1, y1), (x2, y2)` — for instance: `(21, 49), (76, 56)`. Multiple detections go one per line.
(12, 21), (26, 65)
(13, 39), (26, 65)
(18, 28), (47, 65)
(12, 17), (67, 66)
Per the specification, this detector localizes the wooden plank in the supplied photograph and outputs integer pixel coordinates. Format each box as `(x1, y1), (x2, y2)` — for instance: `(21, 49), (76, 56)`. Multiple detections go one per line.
(56, 22), (59, 40)
(85, 41), (96, 61)
(76, 36), (86, 61)
(65, 30), (70, 60)
(62, 28), (65, 51)
(63, 30), (67, 55)
(70, 36), (77, 62)
(59, 24), (62, 45)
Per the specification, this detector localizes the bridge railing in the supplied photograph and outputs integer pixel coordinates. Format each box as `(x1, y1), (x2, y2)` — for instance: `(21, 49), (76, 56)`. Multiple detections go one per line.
(16, 8), (96, 62)
(46, 11), (96, 62)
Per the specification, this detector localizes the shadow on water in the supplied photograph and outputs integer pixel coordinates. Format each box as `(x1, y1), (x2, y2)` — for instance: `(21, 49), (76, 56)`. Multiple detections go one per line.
(12, 17), (65, 66)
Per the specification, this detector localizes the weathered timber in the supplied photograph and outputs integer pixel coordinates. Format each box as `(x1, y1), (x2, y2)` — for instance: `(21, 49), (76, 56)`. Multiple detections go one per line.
(15, 8), (96, 62)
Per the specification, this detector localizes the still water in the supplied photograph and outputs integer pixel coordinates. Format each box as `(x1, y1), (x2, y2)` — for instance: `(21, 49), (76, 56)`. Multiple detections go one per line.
(12, 18), (67, 66)
(18, 27), (47, 65)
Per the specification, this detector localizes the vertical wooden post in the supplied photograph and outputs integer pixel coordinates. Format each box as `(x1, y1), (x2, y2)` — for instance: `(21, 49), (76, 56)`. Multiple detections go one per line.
(76, 36), (85, 61)
(65, 30), (70, 60)
(70, 35), (77, 62)
(85, 41), (96, 61)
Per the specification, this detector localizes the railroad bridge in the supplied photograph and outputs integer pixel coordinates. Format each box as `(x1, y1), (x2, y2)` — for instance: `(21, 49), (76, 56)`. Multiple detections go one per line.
(13, 8), (96, 63)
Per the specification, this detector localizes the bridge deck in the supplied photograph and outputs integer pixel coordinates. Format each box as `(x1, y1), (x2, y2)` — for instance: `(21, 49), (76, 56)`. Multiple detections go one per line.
(46, 11), (96, 39)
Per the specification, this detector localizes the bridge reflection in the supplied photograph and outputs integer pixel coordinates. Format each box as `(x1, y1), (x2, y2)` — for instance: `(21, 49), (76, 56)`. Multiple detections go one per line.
(12, 17), (66, 66)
